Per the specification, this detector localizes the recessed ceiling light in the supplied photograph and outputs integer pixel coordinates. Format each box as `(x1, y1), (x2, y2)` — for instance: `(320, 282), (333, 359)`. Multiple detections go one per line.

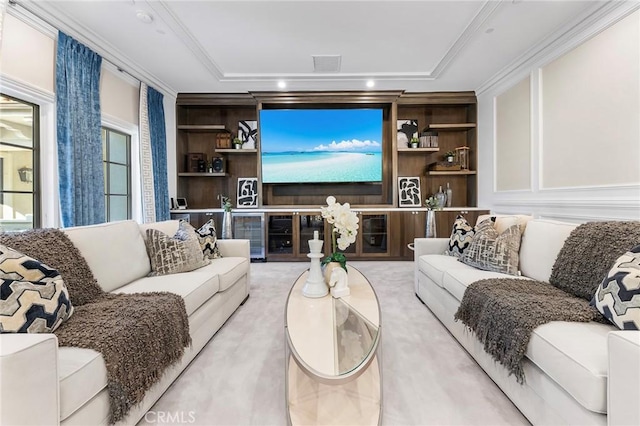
(277, 81), (286, 89)
(136, 10), (154, 24)
(485, 28), (495, 34)
(366, 80), (375, 88)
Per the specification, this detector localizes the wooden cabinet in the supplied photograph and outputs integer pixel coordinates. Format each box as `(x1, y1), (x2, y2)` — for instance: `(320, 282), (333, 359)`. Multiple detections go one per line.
(339, 212), (391, 259)
(176, 95), (258, 209)
(395, 210), (426, 258)
(266, 212), (326, 260)
(396, 92), (478, 208)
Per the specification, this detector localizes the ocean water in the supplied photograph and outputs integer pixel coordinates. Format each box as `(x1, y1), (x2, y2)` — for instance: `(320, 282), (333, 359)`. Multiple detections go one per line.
(262, 152), (382, 183)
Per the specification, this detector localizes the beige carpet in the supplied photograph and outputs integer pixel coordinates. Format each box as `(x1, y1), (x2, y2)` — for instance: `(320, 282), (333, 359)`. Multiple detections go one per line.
(139, 261), (529, 426)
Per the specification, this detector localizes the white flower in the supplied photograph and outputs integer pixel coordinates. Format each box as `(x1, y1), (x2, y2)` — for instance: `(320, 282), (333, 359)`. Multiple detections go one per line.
(322, 196), (359, 253)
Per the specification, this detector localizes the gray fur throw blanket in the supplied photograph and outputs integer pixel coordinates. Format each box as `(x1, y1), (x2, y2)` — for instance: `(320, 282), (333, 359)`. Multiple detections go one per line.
(550, 221), (640, 300)
(454, 278), (604, 383)
(0, 229), (191, 424)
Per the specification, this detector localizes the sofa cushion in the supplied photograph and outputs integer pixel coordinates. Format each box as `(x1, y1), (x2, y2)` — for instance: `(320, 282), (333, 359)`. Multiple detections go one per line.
(461, 220), (522, 276)
(0, 245), (73, 333)
(592, 244), (640, 330)
(212, 257), (250, 291)
(442, 268), (530, 302)
(145, 222), (210, 276)
(476, 214), (533, 234)
(418, 254), (469, 287)
(58, 347), (107, 421)
(113, 265), (220, 316)
(139, 220), (179, 241)
(64, 220), (151, 292)
(519, 219), (576, 282)
(195, 219), (222, 260)
(445, 215), (476, 258)
(526, 321), (616, 414)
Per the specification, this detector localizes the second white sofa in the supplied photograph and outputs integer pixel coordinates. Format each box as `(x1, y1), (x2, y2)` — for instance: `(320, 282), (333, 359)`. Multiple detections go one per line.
(414, 217), (640, 425)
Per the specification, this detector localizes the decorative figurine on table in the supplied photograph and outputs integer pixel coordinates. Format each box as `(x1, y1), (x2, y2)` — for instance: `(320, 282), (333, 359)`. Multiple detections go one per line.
(302, 231), (328, 298)
(328, 267), (350, 298)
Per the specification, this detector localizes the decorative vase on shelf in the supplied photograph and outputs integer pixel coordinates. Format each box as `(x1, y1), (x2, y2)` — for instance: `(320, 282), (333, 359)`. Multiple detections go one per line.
(446, 182), (452, 208)
(221, 210), (233, 239)
(436, 185), (446, 209)
(426, 209), (437, 238)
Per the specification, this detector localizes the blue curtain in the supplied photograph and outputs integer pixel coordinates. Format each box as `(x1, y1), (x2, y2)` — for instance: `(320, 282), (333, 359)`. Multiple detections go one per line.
(147, 86), (170, 221)
(56, 31), (105, 227)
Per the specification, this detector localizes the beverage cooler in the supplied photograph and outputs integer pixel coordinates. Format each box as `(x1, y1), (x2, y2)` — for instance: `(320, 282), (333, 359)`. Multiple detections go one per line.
(233, 212), (266, 261)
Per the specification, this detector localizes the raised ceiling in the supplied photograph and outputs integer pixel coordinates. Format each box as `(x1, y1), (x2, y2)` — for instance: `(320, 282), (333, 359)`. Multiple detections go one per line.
(18, 0), (611, 95)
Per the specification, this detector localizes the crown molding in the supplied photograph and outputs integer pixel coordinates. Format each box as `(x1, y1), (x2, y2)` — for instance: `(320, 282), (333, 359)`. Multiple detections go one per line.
(7, 0), (56, 38)
(147, 1), (223, 80)
(101, 61), (141, 88)
(431, 0), (504, 79)
(476, 1), (640, 95)
(17, 0), (177, 98)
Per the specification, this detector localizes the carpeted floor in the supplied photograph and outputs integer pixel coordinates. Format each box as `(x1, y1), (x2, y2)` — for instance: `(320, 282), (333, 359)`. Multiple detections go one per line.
(139, 261), (529, 425)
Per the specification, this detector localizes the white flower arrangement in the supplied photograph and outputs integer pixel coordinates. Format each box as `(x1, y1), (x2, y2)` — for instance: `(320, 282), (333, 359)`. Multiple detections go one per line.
(320, 196), (359, 269)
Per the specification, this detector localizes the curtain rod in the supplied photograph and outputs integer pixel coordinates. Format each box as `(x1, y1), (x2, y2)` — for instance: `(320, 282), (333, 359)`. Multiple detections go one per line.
(9, 0), (143, 86)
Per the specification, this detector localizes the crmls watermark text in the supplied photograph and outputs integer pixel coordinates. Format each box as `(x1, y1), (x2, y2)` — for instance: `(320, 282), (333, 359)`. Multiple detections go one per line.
(144, 411), (196, 424)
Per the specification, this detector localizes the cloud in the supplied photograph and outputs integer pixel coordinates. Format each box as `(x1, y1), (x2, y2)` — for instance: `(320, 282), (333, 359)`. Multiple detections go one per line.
(312, 139), (381, 151)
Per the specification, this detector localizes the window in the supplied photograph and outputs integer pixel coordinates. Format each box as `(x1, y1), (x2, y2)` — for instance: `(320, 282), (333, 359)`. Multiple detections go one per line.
(0, 94), (39, 231)
(102, 127), (131, 221)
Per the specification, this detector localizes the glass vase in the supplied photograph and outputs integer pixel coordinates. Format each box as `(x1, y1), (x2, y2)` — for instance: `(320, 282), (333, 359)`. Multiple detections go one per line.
(425, 210), (437, 238)
(221, 211), (233, 239)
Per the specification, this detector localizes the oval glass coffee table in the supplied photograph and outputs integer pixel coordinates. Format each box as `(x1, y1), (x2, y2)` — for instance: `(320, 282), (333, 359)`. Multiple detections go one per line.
(284, 266), (382, 425)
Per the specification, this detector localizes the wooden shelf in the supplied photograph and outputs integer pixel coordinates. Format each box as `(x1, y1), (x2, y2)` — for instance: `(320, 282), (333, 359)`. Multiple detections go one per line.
(397, 148), (439, 153)
(215, 149), (258, 153)
(177, 125), (228, 131)
(428, 123), (476, 131)
(178, 172), (229, 177)
(428, 170), (477, 176)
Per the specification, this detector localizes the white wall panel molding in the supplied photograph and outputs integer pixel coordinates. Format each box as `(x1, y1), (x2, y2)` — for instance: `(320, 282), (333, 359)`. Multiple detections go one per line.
(0, 74), (54, 104)
(477, 1), (639, 96)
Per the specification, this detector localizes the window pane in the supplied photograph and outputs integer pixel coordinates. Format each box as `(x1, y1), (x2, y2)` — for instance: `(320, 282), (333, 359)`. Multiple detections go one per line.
(109, 164), (127, 195)
(109, 131), (128, 164)
(103, 162), (107, 192)
(0, 96), (33, 149)
(109, 195), (128, 221)
(0, 192), (34, 231)
(0, 147), (34, 192)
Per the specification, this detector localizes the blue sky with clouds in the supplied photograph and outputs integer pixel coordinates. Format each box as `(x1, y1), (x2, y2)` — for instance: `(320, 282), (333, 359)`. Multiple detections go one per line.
(259, 108), (383, 153)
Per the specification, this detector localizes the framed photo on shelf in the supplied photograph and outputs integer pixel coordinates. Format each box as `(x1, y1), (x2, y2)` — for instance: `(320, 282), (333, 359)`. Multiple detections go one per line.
(237, 177), (258, 208)
(397, 119), (418, 147)
(187, 153), (205, 172)
(398, 177), (422, 208)
(238, 120), (258, 149)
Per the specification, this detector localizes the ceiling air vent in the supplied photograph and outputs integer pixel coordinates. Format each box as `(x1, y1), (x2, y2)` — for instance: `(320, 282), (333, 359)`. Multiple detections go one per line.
(312, 55), (341, 73)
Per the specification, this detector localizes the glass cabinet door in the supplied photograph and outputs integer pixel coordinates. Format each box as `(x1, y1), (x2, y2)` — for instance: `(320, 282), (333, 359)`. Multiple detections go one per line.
(267, 214), (294, 255)
(360, 214), (388, 254)
(298, 213), (325, 255)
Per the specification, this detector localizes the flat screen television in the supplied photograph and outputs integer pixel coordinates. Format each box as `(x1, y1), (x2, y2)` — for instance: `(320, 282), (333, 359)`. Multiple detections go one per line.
(259, 108), (383, 184)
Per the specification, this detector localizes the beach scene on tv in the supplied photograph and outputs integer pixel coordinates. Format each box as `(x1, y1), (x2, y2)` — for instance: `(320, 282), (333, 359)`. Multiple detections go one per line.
(260, 109), (383, 184)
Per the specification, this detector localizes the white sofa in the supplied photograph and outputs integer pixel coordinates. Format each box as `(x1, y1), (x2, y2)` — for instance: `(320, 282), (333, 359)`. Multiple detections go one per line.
(414, 218), (640, 425)
(0, 219), (251, 426)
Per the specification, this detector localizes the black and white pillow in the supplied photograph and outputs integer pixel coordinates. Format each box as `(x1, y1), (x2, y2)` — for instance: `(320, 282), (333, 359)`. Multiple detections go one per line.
(0, 244), (73, 333)
(592, 245), (640, 330)
(194, 219), (222, 259)
(445, 215), (487, 258)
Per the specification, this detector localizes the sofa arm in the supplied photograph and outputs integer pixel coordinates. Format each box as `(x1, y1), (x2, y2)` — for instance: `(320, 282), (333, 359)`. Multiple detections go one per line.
(608, 331), (640, 426)
(217, 239), (250, 259)
(413, 238), (449, 259)
(0, 334), (59, 425)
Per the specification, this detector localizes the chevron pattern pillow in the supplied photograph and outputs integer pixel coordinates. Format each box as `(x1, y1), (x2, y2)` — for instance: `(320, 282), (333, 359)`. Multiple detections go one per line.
(0, 244), (73, 333)
(445, 215), (487, 258)
(592, 245), (640, 330)
(194, 219), (222, 259)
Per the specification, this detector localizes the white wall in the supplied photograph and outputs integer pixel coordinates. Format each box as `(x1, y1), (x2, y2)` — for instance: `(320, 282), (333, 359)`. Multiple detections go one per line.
(0, 8), (175, 226)
(477, 6), (640, 223)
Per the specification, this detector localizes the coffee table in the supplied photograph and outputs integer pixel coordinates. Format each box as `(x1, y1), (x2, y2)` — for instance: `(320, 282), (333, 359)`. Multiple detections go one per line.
(284, 266), (382, 425)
